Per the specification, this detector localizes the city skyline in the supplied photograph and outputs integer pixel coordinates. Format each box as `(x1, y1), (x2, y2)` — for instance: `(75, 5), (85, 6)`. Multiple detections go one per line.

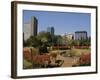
(23, 10), (91, 36)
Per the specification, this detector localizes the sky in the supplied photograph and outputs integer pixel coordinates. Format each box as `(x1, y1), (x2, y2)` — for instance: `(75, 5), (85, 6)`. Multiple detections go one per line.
(23, 10), (91, 36)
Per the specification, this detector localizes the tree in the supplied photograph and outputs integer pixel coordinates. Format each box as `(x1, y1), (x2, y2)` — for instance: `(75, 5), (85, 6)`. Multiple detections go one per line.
(53, 35), (63, 46)
(24, 36), (33, 47)
(67, 40), (74, 48)
(36, 31), (53, 54)
(37, 31), (52, 46)
(23, 36), (41, 47)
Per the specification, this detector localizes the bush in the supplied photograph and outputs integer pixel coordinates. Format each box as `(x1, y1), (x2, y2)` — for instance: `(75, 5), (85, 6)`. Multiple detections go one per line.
(39, 45), (48, 54)
(31, 47), (39, 55)
(23, 47), (39, 61)
(79, 53), (91, 66)
(23, 59), (32, 69)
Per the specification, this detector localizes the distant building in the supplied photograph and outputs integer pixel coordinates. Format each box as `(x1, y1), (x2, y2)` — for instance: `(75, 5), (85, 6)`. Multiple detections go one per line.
(63, 33), (74, 40)
(66, 33), (74, 40)
(75, 31), (87, 40)
(24, 16), (38, 41)
(47, 27), (54, 35)
(23, 23), (31, 41)
(31, 16), (38, 36)
(62, 33), (74, 45)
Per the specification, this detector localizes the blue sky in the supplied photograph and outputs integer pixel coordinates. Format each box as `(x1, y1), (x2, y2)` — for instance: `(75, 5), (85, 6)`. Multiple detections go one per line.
(23, 10), (91, 36)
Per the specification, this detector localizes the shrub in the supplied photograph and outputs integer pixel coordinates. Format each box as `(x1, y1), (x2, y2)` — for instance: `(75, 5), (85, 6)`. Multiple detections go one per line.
(79, 53), (91, 66)
(38, 45), (48, 54)
(23, 47), (38, 61)
(23, 48), (31, 61)
(23, 59), (32, 69)
(31, 47), (39, 55)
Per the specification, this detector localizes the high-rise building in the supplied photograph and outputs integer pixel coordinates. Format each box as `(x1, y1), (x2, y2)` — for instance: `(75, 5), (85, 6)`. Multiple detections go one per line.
(47, 27), (54, 35)
(24, 16), (38, 41)
(31, 16), (38, 36)
(75, 31), (87, 40)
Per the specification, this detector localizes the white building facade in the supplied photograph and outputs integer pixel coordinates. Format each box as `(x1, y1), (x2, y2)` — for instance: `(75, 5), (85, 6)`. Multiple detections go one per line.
(23, 16), (38, 41)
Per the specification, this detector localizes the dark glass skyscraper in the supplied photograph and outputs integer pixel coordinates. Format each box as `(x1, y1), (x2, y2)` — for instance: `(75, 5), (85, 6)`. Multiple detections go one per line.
(75, 31), (87, 40)
(47, 27), (54, 35)
(31, 16), (38, 36)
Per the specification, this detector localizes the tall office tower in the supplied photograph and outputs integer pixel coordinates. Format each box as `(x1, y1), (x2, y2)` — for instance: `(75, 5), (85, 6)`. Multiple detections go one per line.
(31, 16), (38, 36)
(24, 16), (38, 41)
(75, 31), (87, 40)
(47, 27), (55, 35)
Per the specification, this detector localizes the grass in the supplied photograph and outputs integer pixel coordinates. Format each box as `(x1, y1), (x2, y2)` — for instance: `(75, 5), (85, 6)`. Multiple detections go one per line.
(70, 48), (90, 57)
(23, 59), (32, 69)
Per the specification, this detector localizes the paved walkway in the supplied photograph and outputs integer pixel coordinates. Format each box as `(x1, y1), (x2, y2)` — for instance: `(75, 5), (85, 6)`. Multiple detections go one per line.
(56, 55), (79, 67)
